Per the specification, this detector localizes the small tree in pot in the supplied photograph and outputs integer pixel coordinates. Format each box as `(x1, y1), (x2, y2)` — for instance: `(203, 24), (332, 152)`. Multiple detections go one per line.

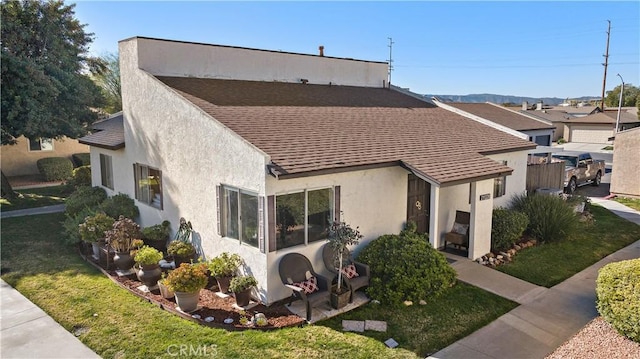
(327, 219), (362, 309)
(165, 262), (208, 312)
(229, 275), (258, 307)
(167, 218), (195, 266)
(207, 252), (242, 293)
(134, 245), (163, 287)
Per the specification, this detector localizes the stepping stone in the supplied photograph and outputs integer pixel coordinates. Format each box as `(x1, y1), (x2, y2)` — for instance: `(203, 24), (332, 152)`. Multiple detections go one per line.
(215, 292), (231, 298)
(384, 338), (399, 348)
(365, 320), (387, 332)
(342, 320), (365, 332)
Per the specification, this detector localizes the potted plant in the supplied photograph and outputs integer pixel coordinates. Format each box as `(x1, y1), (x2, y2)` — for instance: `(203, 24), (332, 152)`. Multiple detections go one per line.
(165, 262), (208, 312)
(142, 220), (171, 253)
(134, 245), (163, 287)
(207, 252), (242, 293)
(78, 212), (114, 259)
(105, 216), (142, 271)
(229, 275), (257, 307)
(158, 272), (174, 299)
(327, 219), (363, 309)
(167, 218), (196, 266)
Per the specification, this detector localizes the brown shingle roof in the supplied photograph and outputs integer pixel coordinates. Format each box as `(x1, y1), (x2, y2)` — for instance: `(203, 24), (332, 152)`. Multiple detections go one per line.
(447, 103), (555, 131)
(157, 77), (535, 185)
(564, 112), (640, 124)
(78, 114), (125, 150)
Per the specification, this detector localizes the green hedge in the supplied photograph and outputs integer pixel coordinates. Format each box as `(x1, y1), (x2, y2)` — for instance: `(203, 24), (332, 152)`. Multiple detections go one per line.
(68, 165), (92, 188)
(100, 193), (139, 219)
(596, 259), (640, 342)
(509, 193), (577, 243)
(491, 208), (529, 252)
(72, 153), (91, 167)
(357, 226), (456, 307)
(64, 186), (107, 217)
(36, 157), (74, 181)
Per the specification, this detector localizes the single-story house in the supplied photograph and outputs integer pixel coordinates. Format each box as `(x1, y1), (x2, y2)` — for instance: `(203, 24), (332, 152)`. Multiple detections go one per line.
(562, 110), (640, 144)
(518, 108), (575, 142)
(610, 127), (640, 198)
(80, 37), (535, 304)
(0, 136), (89, 177)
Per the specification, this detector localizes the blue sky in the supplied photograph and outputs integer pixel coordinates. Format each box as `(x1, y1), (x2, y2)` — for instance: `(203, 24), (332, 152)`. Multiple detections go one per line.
(72, 1), (639, 98)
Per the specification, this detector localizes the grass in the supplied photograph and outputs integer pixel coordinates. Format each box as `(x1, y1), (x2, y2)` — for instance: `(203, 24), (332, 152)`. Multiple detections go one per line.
(0, 185), (72, 210)
(601, 145), (614, 151)
(1, 213), (516, 358)
(614, 196), (640, 212)
(497, 205), (640, 287)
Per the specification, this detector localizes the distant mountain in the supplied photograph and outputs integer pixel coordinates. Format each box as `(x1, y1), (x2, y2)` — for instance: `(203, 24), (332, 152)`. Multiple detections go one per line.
(424, 93), (598, 106)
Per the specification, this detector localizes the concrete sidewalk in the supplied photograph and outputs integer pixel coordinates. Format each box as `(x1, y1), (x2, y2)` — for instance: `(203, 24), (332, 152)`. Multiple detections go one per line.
(431, 199), (640, 359)
(0, 204), (65, 219)
(0, 280), (100, 358)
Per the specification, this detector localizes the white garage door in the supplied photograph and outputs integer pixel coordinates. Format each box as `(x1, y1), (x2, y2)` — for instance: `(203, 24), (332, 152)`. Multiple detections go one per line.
(570, 125), (613, 143)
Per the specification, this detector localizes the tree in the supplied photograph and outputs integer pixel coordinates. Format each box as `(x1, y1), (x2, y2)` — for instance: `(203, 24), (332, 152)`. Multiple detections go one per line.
(1, 0), (103, 197)
(605, 83), (640, 117)
(92, 52), (122, 114)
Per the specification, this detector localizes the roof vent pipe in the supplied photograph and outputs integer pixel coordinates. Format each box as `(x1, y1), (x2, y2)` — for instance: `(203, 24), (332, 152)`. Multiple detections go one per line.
(319, 45), (324, 57)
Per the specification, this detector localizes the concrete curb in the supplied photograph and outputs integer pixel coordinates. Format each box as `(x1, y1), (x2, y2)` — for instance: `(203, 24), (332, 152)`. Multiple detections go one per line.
(1, 204), (66, 219)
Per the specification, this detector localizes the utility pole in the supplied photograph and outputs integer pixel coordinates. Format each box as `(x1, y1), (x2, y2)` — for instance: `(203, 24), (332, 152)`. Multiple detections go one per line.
(387, 37), (394, 88)
(615, 74), (624, 133)
(601, 20), (611, 110)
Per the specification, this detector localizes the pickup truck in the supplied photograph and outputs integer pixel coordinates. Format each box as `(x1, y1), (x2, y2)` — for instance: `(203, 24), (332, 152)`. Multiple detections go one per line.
(551, 153), (605, 194)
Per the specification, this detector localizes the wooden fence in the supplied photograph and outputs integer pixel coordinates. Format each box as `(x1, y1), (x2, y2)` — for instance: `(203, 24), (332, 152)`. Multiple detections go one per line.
(526, 161), (565, 193)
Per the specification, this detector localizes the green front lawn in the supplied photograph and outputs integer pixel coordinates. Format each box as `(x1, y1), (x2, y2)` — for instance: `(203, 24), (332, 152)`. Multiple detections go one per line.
(1, 213), (516, 358)
(497, 205), (640, 287)
(0, 185), (72, 210)
(614, 196), (640, 212)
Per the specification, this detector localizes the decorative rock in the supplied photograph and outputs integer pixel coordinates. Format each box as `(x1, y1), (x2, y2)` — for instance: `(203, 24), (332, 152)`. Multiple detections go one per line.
(487, 252), (495, 258)
(514, 244), (522, 250)
(403, 300), (413, 306)
(419, 300), (427, 305)
(497, 255), (504, 260)
(531, 239), (537, 245)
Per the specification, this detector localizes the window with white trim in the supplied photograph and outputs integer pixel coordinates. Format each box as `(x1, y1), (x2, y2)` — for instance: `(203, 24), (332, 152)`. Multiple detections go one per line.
(275, 188), (333, 250)
(133, 163), (162, 209)
(494, 161), (507, 198)
(219, 186), (259, 248)
(28, 138), (53, 151)
(100, 154), (113, 189)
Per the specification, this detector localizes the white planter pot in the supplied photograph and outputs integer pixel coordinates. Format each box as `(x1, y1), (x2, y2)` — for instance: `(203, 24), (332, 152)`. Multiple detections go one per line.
(174, 291), (200, 312)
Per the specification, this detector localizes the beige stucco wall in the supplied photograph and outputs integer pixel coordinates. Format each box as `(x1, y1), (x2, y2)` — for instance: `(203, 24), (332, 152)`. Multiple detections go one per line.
(134, 37), (388, 88)
(469, 179), (495, 259)
(1, 136), (89, 176)
(487, 150), (529, 208)
(265, 166), (408, 303)
(611, 127), (640, 198)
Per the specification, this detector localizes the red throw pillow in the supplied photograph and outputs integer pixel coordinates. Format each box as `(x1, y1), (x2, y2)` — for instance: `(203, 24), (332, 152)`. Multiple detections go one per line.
(341, 264), (359, 279)
(292, 276), (319, 294)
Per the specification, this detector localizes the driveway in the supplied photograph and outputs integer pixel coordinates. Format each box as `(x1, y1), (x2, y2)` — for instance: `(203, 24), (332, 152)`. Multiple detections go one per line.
(552, 142), (613, 198)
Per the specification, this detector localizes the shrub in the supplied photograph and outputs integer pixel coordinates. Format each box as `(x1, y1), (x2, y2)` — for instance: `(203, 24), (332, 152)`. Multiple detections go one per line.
(72, 153), (91, 167)
(596, 259), (640, 342)
(491, 208), (529, 252)
(78, 212), (114, 243)
(142, 221), (171, 241)
(105, 216), (142, 252)
(167, 241), (196, 258)
(357, 226), (456, 307)
(36, 157), (73, 181)
(65, 186), (107, 217)
(207, 252), (242, 278)
(509, 193), (577, 243)
(62, 207), (98, 245)
(165, 262), (208, 293)
(99, 193), (139, 219)
(134, 246), (164, 266)
(67, 165), (92, 188)
(229, 275), (257, 293)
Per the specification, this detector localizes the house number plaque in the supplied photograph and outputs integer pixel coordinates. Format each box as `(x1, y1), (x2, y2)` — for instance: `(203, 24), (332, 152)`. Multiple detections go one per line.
(415, 201), (422, 210)
(479, 194), (491, 201)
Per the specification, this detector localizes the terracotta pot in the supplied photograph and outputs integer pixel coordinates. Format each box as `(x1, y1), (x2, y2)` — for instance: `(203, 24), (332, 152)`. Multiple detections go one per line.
(234, 288), (252, 307)
(215, 276), (233, 293)
(158, 281), (174, 299)
(113, 251), (135, 271)
(136, 264), (162, 287)
(174, 291), (200, 312)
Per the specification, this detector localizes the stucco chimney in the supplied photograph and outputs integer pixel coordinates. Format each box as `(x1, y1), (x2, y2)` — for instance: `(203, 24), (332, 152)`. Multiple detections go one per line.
(319, 45), (324, 57)
(522, 101), (528, 110)
(536, 101), (543, 111)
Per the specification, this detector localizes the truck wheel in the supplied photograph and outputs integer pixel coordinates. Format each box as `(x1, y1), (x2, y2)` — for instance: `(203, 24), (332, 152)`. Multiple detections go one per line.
(592, 171), (602, 186)
(567, 177), (577, 194)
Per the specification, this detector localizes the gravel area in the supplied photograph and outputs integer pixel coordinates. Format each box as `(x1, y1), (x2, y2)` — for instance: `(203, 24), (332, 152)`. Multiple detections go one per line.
(546, 317), (640, 359)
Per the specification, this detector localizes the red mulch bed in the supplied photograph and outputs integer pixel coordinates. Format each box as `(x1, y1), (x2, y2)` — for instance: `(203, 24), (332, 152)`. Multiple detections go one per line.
(79, 246), (305, 331)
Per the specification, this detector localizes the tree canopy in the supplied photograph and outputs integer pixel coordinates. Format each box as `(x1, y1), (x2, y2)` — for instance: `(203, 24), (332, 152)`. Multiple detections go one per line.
(92, 52), (122, 114)
(605, 83), (640, 112)
(1, 0), (104, 145)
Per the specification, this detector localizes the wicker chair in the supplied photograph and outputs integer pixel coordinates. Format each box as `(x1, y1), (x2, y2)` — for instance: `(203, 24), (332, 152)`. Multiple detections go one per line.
(321, 243), (370, 303)
(444, 210), (471, 250)
(278, 253), (330, 321)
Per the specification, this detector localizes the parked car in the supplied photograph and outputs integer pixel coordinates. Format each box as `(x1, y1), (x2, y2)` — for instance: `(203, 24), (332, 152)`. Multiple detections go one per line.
(551, 153), (605, 194)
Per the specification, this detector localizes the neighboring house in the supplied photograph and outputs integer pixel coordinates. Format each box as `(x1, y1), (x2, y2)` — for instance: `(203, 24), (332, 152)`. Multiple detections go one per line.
(562, 110), (640, 144)
(436, 101), (556, 147)
(518, 108), (575, 142)
(79, 37), (535, 304)
(610, 127), (640, 198)
(0, 136), (89, 177)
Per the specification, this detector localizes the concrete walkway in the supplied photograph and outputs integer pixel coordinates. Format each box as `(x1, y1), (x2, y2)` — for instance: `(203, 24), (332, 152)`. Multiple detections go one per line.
(430, 200), (640, 359)
(0, 204), (65, 219)
(0, 280), (100, 358)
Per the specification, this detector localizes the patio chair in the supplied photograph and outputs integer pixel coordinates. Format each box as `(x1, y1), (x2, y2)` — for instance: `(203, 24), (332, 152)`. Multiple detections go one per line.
(444, 210), (471, 250)
(322, 243), (370, 303)
(278, 253), (330, 321)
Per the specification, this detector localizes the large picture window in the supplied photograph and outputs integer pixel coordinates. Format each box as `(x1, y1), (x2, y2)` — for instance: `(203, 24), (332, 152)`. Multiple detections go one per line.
(275, 188), (333, 250)
(28, 138), (53, 152)
(219, 186), (259, 248)
(494, 161), (507, 198)
(134, 163), (162, 209)
(100, 154), (113, 189)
